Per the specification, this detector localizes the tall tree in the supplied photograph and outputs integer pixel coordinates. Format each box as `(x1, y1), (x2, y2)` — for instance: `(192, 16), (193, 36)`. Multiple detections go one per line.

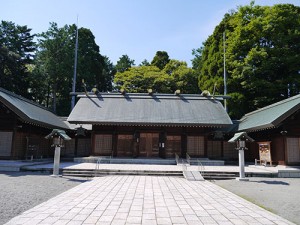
(191, 47), (203, 71)
(114, 60), (199, 94)
(34, 22), (74, 114)
(195, 2), (300, 118)
(0, 20), (35, 97)
(115, 54), (135, 73)
(151, 51), (170, 70)
(33, 23), (114, 115)
(75, 28), (115, 93)
(163, 60), (200, 93)
(114, 66), (173, 93)
(139, 59), (150, 66)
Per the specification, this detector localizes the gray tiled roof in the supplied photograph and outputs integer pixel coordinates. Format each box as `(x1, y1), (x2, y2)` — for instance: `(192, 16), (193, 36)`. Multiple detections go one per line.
(68, 93), (232, 127)
(228, 132), (255, 142)
(0, 88), (69, 129)
(238, 94), (300, 132)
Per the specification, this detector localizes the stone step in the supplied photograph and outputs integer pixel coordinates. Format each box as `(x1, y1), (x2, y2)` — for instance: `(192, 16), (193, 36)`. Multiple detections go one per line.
(203, 172), (237, 180)
(189, 159), (225, 166)
(62, 169), (183, 177)
(74, 157), (176, 165)
(183, 171), (205, 181)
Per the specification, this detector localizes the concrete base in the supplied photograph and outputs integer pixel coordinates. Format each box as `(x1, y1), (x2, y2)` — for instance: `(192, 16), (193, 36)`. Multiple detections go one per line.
(236, 177), (249, 181)
(50, 174), (62, 178)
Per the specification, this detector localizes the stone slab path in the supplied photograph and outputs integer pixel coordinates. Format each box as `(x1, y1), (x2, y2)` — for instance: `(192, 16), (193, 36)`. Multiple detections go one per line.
(5, 176), (294, 225)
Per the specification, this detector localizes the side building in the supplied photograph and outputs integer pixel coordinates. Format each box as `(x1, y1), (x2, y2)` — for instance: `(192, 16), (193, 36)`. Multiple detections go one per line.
(237, 94), (300, 165)
(0, 88), (70, 159)
(67, 92), (236, 159)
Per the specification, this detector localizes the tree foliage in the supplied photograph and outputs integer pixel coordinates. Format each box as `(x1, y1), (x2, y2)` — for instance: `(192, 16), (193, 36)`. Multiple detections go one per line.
(194, 2), (300, 118)
(115, 54), (135, 73)
(114, 58), (199, 94)
(163, 60), (199, 93)
(151, 51), (170, 70)
(0, 20), (35, 97)
(33, 23), (114, 115)
(139, 59), (150, 66)
(114, 66), (172, 93)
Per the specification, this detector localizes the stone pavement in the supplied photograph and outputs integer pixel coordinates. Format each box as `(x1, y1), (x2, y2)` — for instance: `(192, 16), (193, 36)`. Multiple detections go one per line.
(5, 176), (294, 225)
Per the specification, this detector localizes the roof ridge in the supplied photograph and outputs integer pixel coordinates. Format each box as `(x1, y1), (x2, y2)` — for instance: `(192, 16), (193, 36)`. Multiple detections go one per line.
(0, 87), (54, 113)
(243, 94), (300, 117)
(76, 92), (228, 101)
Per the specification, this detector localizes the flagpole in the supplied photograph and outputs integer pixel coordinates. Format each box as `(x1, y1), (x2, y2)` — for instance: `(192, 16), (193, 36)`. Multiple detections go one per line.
(71, 16), (79, 110)
(223, 31), (227, 112)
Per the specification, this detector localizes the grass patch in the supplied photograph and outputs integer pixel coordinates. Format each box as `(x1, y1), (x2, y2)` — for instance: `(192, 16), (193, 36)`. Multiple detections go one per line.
(237, 194), (276, 214)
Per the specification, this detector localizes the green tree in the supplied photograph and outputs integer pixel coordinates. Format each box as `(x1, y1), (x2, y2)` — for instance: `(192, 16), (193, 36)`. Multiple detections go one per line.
(0, 20), (35, 97)
(33, 22), (74, 114)
(163, 60), (200, 93)
(151, 51), (170, 70)
(33, 23), (114, 115)
(114, 60), (199, 94)
(76, 28), (115, 93)
(114, 66), (173, 93)
(191, 47), (203, 71)
(195, 3), (300, 118)
(115, 54), (135, 73)
(139, 59), (150, 66)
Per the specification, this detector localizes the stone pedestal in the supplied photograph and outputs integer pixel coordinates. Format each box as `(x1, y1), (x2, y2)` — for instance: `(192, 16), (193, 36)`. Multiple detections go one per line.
(236, 149), (249, 181)
(51, 146), (61, 177)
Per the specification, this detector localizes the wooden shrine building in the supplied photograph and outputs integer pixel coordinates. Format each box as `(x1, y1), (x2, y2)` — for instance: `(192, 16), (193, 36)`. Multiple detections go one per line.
(68, 92), (234, 159)
(237, 94), (300, 165)
(0, 88), (69, 159)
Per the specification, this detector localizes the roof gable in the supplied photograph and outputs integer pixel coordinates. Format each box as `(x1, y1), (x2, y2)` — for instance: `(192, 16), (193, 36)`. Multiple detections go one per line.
(238, 94), (300, 132)
(0, 88), (69, 129)
(68, 93), (232, 127)
(228, 132), (255, 142)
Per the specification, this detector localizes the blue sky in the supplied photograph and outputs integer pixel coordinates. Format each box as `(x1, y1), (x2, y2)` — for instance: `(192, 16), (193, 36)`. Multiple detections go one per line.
(2, 0), (300, 66)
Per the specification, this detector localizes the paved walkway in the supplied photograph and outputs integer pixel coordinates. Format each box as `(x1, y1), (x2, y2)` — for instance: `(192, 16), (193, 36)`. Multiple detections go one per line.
(5, 176), (294, 225)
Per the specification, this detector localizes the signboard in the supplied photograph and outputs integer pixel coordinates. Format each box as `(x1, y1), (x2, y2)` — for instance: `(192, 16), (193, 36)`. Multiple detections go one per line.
(258, 142), (272, 164)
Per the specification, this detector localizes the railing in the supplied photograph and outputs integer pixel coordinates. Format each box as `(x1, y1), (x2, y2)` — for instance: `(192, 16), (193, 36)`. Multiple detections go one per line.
(175, 153), (180, 165)
(94, 156), (111, 177)
(186, 153), (205, 177)
(197, 159), (205, 176)
(94, 157), (102, 177)
(182, 162), (187, 175)
(186, 153), (191, 165)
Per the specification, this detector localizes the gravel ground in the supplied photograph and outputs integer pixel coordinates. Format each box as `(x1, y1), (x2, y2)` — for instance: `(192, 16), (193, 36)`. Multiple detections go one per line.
(0, 171), (88, 225)
(212, 177), (300, 225)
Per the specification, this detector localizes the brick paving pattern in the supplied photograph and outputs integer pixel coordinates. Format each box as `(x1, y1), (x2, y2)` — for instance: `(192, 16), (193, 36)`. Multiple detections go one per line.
(5, 176), (294, 225)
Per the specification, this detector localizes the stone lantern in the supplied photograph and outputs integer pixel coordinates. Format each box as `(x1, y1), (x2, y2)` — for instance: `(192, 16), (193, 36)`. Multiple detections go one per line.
(45, 129), (71, 177)
(229, 132), (254, 181)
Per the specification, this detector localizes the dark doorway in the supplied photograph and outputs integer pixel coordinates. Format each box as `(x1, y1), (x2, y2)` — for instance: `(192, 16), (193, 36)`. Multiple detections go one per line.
(139, 133), (159, 157)
(165, 135), (181, 158)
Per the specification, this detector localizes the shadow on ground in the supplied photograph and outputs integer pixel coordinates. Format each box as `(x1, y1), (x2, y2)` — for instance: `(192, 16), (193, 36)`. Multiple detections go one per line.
(251, 180), (289, 185)
(0, 171), (88, 183)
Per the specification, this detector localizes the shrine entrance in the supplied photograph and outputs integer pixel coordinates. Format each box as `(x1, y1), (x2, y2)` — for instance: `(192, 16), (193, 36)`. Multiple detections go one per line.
(139, 133), (159, 157)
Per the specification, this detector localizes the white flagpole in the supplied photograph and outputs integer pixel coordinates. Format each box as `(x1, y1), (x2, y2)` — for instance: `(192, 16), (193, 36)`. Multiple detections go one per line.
(71, 16), (79, 110)
(223, 31), (227, 112)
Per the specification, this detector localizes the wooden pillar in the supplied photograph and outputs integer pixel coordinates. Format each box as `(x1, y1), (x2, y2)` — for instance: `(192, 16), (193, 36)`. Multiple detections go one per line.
(112, 130), (118, 157)
(159, 131), (166, 158)
(221, 141), (224, 159)
(181, 128), (187, 158)
(134, 130), (140, 158)
(204, 136), (208, 157)
(91, 130), (95, 155)
(74, 137), (78, 157)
